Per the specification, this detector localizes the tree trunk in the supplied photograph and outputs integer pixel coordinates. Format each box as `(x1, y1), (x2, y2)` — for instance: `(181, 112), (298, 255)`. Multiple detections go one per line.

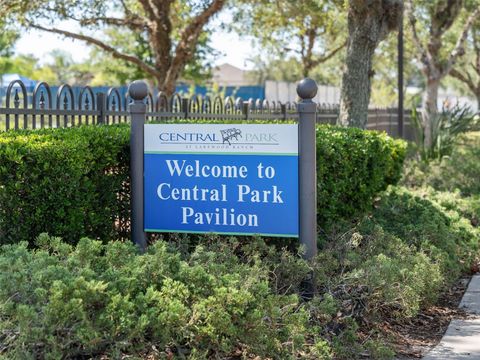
(162, 78), (177, 97)
(421, 77), (440, 149)
(338, 0), (402, 128)
(338, 33), (376, 128)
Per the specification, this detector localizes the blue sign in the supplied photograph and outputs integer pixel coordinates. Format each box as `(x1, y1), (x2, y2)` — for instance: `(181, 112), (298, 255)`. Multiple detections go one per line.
(144, 124), (298, 237)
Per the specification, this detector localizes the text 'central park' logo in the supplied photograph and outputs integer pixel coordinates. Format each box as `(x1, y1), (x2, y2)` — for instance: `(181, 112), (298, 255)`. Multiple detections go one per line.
(220, 128), (242, 145)
(157, 128), (278, 146)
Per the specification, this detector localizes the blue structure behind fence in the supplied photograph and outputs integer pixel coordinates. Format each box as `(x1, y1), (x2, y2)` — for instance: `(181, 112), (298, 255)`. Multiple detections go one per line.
(0, 84), (265, 107)
(0, 78), (415, 141)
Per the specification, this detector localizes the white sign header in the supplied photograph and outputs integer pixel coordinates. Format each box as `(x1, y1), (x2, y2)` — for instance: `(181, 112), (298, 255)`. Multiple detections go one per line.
(144, 124), (298, 155)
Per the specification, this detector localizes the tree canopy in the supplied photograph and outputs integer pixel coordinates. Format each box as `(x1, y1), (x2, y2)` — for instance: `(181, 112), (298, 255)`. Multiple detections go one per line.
(405, 0), (480, 146)
(449, 21), (480, 107)
(232, 0), (347, 78)
(2, 0), (227, 94)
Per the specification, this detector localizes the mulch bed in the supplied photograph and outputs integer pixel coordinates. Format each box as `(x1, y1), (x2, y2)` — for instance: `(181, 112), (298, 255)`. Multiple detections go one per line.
(379, 276), (471, 359)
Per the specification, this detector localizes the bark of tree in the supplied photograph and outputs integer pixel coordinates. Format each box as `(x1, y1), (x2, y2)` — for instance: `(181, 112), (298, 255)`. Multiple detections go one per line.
(338, 0), (403, 128)
(26, 0), (226, 96)
(406, 0), (480, 148)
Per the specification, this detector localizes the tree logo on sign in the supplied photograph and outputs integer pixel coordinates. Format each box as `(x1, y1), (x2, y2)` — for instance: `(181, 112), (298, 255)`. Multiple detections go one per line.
(220, 128), (242, 145)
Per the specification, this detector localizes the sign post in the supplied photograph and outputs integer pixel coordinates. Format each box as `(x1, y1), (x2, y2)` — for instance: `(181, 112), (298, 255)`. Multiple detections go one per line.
(128, 81), (148, 252)
(297, 78), (318, 300)
(297, 78), (318, 261)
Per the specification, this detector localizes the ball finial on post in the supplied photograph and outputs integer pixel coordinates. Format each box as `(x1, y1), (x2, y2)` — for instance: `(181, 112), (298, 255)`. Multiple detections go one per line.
(128, 80), (148, 102)
(296, 78), (318, 101)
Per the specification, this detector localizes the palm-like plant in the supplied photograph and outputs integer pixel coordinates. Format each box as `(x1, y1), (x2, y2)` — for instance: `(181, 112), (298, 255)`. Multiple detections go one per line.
(411, 103), (478, 161)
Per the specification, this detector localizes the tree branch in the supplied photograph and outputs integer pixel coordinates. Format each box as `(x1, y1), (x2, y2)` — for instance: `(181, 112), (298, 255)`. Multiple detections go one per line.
(310, 40), (347, 68)
(77, 16), (146, 30)
(443, 6), (480, 76)
(165, 0), (226, 87)
(450, 68), (477, 94)
(473, 27), (480, 77)
(30, 24), (161, 78)
(404, 0), (432, 70)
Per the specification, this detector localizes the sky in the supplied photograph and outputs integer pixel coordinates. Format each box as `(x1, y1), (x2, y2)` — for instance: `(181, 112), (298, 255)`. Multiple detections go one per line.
(14, 17), (255, 70)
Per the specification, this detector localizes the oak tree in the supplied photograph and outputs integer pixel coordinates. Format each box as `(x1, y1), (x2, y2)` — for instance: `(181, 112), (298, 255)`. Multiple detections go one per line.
(3, 0), (227, 94)
(338, 0), (403, 128)
(405, 0), (480, 147)
(233, 0), (347, 78)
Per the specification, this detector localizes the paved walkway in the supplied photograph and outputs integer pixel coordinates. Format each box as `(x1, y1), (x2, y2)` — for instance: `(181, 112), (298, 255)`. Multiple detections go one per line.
(423, 275), (480, 359)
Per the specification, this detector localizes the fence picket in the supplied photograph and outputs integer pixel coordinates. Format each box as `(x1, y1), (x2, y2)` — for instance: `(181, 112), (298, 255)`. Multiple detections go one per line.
(0, 79), (416, 140)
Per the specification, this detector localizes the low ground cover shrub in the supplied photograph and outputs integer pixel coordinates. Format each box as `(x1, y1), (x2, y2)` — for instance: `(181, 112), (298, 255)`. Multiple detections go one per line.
(0, 234), (331, 359)
(0, 124), (406, 245)
(315, 186), (479, 321)
(1, 183), (476, 359)
(360, 187), (479, 281)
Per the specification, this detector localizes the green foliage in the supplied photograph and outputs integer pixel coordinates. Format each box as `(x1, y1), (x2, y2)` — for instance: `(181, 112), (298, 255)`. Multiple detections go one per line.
(358, 187), (478, 284)
(310, 185), (478, 337)
(1, 200), (473, 359)
(0, 234), (326, 359)
(0, 125), (130, 244)
(0, 124), (406, 245)
(403, 132), (480, 196)
(447, 22), (480, 102)
(0, 52), (77, 85)
(0, 19), (19, 57)
(0, 138), (476, 358)
(233, 0), (346, 79)
(316, 125), (407, 228)
(3, 0), (223, 88)
(411, 104), (478, 161)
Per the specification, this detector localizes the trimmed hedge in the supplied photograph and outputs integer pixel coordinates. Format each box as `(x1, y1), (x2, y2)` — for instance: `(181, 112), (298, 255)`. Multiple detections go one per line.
(0, 124), (406, 244)
(0, 126), (130, 244)
(316, 126), (406, 226)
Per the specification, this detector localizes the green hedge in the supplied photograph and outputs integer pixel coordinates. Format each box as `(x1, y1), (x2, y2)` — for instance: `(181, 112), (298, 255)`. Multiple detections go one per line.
(0, 126), (130, 244)
(0, 124), (406, 244)
(316, 126), (406, 227)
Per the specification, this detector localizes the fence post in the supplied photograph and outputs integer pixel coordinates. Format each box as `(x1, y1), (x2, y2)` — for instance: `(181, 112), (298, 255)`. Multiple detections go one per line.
(281, 103), (287, 121)
(182, 98), (189, 119)
(128, 81), (148, 253)
(297, 78), (318, 299)
(96, 92), (106, 125)
(243, 101), (249, 120)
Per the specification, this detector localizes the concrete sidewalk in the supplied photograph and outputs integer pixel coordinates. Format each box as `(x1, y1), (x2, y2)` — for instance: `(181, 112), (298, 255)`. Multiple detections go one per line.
(423, 274), (480, 359)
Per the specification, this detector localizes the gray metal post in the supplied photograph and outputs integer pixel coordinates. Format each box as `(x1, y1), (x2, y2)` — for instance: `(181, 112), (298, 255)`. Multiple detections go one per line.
(128, 81), (148, 252)
(281, 103), (287, 121)
(182, 98), (189, 119)
(96, 92), (106, 125)
(297, 78), (318, 261)
(242, 101), (249, 120)
(398, 11), (404, 138)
